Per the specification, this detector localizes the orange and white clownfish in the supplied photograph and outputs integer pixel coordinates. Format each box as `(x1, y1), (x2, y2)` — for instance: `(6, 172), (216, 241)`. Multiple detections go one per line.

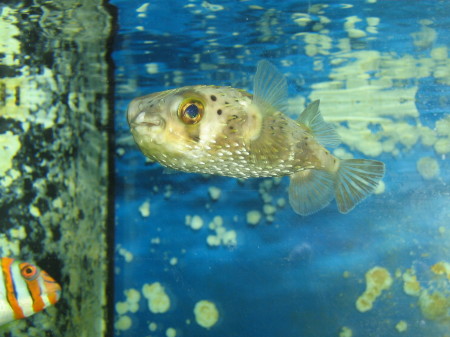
(0, 257), (61, 326)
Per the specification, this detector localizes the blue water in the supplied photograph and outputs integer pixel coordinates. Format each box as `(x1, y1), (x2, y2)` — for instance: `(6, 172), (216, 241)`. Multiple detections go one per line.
(112, 1), (450, 336)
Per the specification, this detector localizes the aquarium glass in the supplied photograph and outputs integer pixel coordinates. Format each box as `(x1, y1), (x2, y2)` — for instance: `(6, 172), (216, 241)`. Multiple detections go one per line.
(112, 1), (450, 336)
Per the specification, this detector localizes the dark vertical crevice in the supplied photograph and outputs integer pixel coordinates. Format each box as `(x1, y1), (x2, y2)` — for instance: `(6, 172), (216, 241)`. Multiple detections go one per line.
(103, 2), (118, 336)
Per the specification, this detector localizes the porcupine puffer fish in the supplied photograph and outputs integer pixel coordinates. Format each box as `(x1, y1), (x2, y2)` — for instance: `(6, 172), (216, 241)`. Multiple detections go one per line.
(127, 60), (385, 215)
(0, 257), (61, 326)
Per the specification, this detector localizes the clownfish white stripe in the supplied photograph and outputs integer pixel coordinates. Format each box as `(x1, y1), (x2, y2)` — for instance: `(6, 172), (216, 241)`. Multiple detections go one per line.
(0, 261), (16, 325)
(12, 264), (38, 319)
(38, 276), (53, 308)
(0, 257), (61, 326)
(1, 258), (25, 322)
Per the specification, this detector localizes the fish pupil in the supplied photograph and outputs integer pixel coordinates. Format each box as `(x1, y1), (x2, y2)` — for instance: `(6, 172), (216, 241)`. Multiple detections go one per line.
(185, 104), (199, 118)
(21, 264), (38, 280)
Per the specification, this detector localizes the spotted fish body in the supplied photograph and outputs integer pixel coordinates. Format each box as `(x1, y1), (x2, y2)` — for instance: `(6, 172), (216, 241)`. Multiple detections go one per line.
(128, 61), (385, 215)
(0, 257), (61, 326)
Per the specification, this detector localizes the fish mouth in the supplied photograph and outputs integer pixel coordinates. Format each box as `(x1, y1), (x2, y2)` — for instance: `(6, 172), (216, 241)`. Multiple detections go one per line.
(130, 111), (165, 130)
(50, 286), (62, 302)
(127, 94), (166, 132)
(127, 91), (169, 126)
(42, 271), (62, 304)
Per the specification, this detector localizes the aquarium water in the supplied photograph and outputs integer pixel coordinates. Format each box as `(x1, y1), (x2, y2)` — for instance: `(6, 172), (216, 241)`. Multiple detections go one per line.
(112, 1), (450, 337)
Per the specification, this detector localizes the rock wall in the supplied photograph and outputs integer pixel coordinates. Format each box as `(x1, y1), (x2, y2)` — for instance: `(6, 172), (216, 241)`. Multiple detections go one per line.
(0, 1), (114, 336)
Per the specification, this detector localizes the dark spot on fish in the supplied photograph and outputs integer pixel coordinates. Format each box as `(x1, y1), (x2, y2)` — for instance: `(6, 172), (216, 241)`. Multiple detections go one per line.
(210, 95), (217, 101)
(304, 136), (309, 140)
(225, 101), (229, 105)
(229, 126), (234, 130)
(217, 109), (222, 115)
(191, 136), (200, 142)
(333, 159), (336, 163)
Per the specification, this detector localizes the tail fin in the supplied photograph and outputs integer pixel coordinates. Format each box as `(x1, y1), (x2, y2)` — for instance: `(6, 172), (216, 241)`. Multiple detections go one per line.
(335, 159), (385, 214)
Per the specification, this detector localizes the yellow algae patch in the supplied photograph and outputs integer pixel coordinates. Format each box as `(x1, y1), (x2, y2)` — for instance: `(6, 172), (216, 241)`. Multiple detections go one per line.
(1, 67), (58, 127)
(0, 233), (20, 256)
(433, 111), (450, 153)
(115, 287), (141, 316)
(373, 180), (385, 195)
(397, 261), (450, 323)
(149, 322), (157, 331)
(0, 7), (21, 66)
(246, 210), (262, 226)
(431, 261), (450, 280)
(115, 301), (128, 315)
(118, 246), (134, 263)
(114, 315), (132, 331)
(142, 282), (171, 314)
(339, 326), (353, 337)
(416, 261), (450, 322)
(418, 290), (450, 322)
(436, 115), (450, 137)
(0, 131), (21, 177)
(207, 215), (237, 247)
(9, 226), (26, 240)
(138, 199), (151, 217)
(208, 186), (221, 200)
(194, 300), (219, 329)
(166, 327), (177, 337)
(417, 157), (440, 180)
(356, 266), (393, 312)
(402, 269), (421, 296)
(434, 138), (450, 154)
(395, 320), (407, 332)
(185, 214), (204, 230)
(29, 204), (41, 217)
(124, 288), (140, 313)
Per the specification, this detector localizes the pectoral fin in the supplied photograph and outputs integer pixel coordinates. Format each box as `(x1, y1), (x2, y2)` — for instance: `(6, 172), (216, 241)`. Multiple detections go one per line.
(162, 167), (180, 174)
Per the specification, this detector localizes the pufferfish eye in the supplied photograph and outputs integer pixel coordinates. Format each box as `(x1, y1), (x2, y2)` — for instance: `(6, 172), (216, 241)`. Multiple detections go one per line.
(178, 100), (204, 124)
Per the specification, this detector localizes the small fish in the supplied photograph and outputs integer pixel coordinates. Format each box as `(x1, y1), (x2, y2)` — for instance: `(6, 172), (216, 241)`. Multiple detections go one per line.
(0, 257), (61, 326)
(128, 61), (385, 215)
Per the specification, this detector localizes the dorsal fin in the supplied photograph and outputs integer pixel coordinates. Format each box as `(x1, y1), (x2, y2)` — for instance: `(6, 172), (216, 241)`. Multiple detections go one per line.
(252, 60), (288, 114)
(297, 100), (341, 147)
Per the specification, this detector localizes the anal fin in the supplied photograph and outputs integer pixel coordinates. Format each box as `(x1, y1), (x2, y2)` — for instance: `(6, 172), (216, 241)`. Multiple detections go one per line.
(288, 169), (335, 216)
